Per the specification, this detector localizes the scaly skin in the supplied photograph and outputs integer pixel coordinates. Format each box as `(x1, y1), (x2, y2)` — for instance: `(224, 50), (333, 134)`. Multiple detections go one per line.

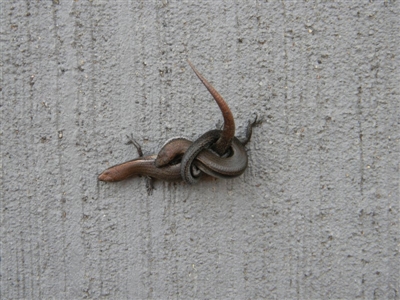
(98, 61), (255, 187)
(155, 132), (248, 181)
(187, 60), (235, 156)
(98, 155), (181, 182)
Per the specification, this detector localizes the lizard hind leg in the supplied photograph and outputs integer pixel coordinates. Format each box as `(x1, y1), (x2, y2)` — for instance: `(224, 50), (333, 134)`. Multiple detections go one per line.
(240, 113), (262, 146)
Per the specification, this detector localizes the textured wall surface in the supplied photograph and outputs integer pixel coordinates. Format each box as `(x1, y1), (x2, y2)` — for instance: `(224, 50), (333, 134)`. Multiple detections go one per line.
(1, 1), (399, 299)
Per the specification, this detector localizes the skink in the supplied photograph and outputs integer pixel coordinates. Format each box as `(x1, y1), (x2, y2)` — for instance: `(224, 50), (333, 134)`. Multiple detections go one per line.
(98, 60), (257, 186)
(98, 138), (182, 182)
(98, 155), (181, 182)
(155, 130), (249, 181)
(98, 116), (257, 183)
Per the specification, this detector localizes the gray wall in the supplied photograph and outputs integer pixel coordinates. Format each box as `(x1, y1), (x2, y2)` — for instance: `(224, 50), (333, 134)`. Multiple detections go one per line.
(2, 1), (399, 299)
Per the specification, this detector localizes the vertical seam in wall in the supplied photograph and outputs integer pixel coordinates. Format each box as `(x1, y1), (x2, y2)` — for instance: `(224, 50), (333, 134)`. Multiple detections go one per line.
(24, 2), (33, 299)
(356, 84), (364, 199)
(51, 1), (68, 297)
(25, 0), (34, 298)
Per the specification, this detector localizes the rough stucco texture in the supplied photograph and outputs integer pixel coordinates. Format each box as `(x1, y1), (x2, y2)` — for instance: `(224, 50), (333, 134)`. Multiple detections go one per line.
(1, 1), (399, 299)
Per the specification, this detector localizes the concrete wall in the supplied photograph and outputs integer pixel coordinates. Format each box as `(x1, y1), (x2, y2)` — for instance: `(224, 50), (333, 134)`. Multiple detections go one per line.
(2, 1), (399, 299)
